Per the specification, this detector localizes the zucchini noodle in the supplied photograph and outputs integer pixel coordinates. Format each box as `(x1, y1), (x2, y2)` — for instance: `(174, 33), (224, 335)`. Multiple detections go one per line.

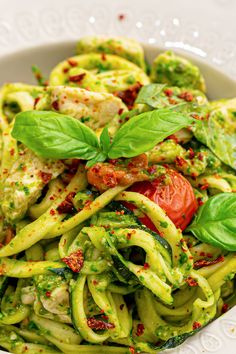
(0, 36), (236, 354)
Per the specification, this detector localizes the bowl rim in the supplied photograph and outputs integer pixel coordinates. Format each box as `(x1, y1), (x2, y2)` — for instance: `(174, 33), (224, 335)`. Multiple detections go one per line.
(0, 39), (235, 86)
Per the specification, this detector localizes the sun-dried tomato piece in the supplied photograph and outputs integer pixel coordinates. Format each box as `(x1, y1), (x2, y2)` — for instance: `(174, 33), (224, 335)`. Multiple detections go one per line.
(136, 323), (145, 336)
(87, 317), (115, 330)
(194, 255), (224, 269)
(178, 91), (194, 102)
(62, 249), (84, 273)
(58, 192), (76, 214)
(69, 73), (86, 84)
(114, 82), (142, 109)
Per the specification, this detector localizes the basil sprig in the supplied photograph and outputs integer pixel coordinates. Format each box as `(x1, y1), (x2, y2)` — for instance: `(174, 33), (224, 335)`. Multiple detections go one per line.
(188, 193), (236, 251)
(12, 109), (195, 165)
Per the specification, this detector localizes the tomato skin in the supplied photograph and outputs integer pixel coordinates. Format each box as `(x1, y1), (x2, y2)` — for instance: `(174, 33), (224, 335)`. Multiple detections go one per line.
(128, 169), (198, 231)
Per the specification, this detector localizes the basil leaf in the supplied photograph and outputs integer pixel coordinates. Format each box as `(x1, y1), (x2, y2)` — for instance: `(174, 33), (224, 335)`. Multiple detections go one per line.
(188, 193), (236, 251)
(100, 126), (110, 154)
(86, 151), (107, 168)
(193, 110), (236, 170)
(12, 111), (101, 159)
(108, 108), (195, 159)
(135, 83), (166, 107)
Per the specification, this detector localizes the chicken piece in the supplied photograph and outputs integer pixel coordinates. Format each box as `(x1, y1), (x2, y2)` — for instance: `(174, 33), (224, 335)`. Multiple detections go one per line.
(1, 148), (64, 222)
(48, 86), (127, 129)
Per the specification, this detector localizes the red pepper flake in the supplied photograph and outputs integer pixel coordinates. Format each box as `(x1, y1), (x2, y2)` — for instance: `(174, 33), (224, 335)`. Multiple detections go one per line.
(93, 280), (98, 285)
(114, 82), (142, 109)
(178, 91), (194, 102)
(69, 73), (86, 84)
(143, 262), (150, 270)
(189, 148), (195, 159)
(87, 317), (115, 330)
(164, 88), (173, 97)
(50, 209), (56, 216)
(175, 156), (187, 167)
(34, 96), (40, 109)
(45, 291), (51, 297)
(192, 113), (206, 121)
(200, 251), (206, 257)
(9, 148), (15, 156)
(118, 13), (126, 21)
(207, 253), (213, 258)
(38, 171), (52, 184)
(198, 153), (204, 161)
(58, 192), (76, 214)
(222, 303), (229, 314)
(101, 53), (107, 61)
(186, 277), (198, 287)
(52, 100), (59, 111)
(127, 232), (132, 240)
(194, 255), (224, 269)
(91, 165), (101, 173)
(193, 321), (201, 330)
(147, 165), (157, 175)
(200, 183), (209, 191)
(118, 108), (124, 115)
(63, 67), (69, 74)
(108, 159), (118, 166)
(67, 59), (78, 67)
(129, 347), (136, 354)
(168, 97), (178, 105)
(62, 249), (84, 273)
(136, 323), (145, 336)
(167, 134), (179, 143)
(197, 197), (204, 206)
(84, 200), (92, 209)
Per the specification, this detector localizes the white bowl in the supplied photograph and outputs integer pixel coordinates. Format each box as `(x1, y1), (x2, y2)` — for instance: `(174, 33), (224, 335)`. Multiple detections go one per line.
(0, 41), (236, 100)
(0, 41), (236, 354)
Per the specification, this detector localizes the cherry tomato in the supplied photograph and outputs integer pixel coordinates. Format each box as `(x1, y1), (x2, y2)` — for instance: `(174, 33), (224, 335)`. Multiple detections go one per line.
(126, 169), (198, 231)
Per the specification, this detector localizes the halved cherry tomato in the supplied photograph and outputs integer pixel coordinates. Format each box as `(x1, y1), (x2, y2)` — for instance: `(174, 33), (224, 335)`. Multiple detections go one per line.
(126, 169), (198, 231)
